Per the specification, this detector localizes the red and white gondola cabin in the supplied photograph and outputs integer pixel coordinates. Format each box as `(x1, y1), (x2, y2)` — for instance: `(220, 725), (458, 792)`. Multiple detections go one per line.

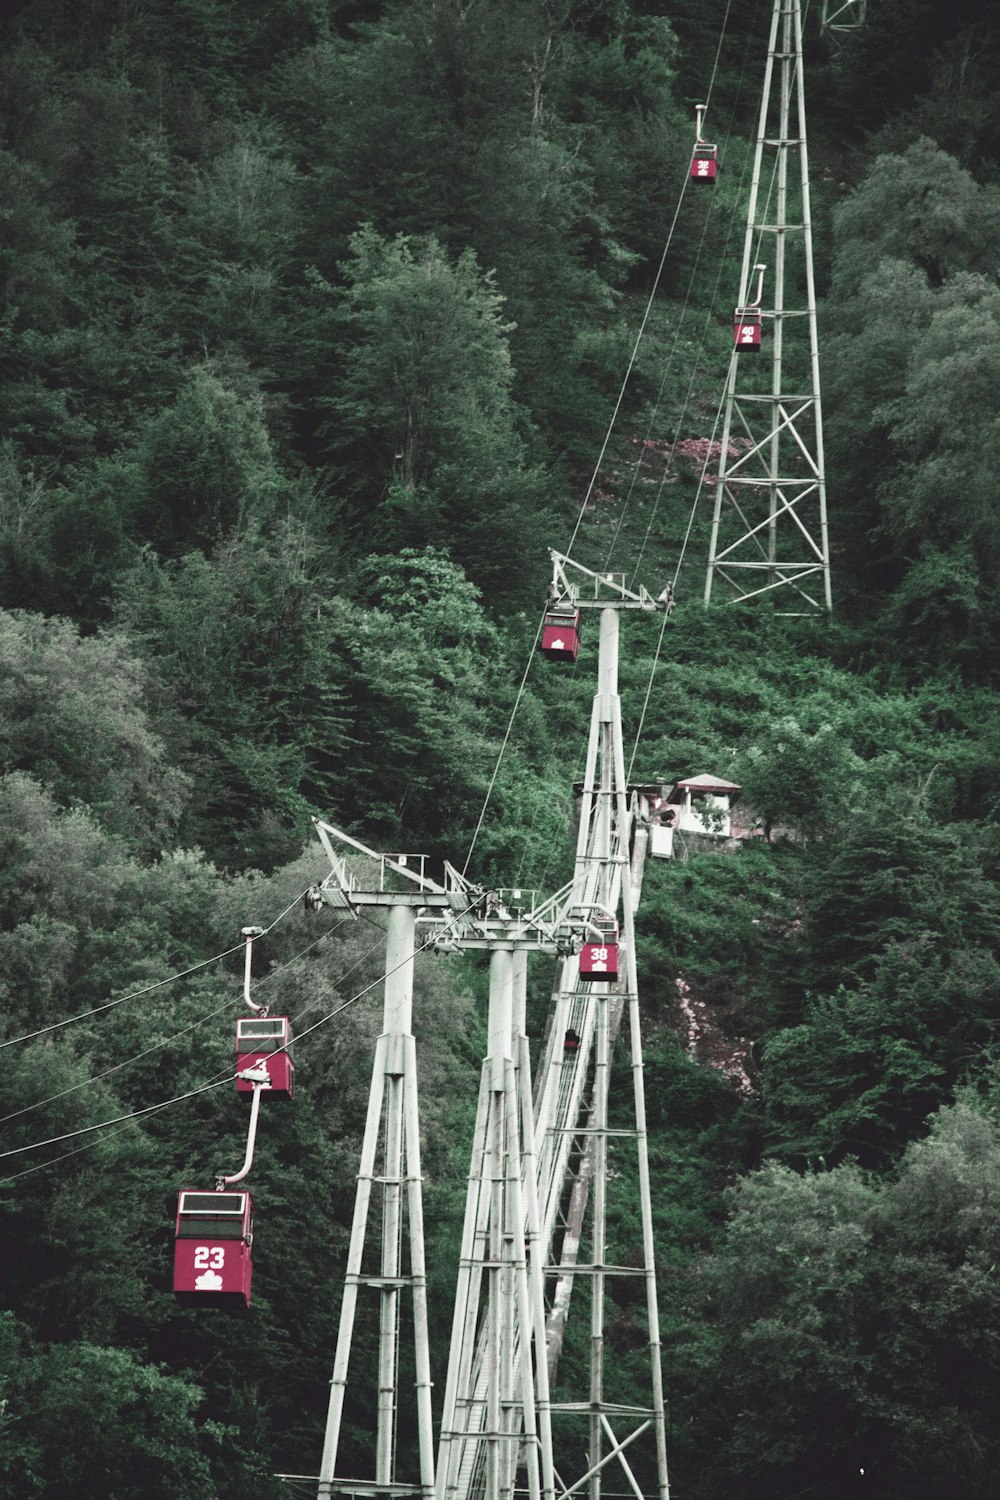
(733, 308), (762, 351)
(236, 1015), (294, 1100)
(579, 916), (619, 983)
(541, 606), (582, 663)
(691, 143), (718, 182)
(173, 1190), (254, 1309)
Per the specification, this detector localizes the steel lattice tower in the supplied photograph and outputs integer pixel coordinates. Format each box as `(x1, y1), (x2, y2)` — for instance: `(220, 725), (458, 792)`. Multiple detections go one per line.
(705, 0), (832, 615)
(530, 556), (670, 1500)
(820, 0), (867, 39)
(430, 556), (671, 1500)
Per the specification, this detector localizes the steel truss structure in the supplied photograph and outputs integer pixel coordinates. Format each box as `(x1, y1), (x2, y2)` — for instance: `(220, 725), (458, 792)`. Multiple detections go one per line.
(820, 0), (867, 38)
(529, 556), (669, 1500)
(296, 554), (671, 1500)
(308, 830), (470, 1500)
(705, 0), (832, 616)
(433, 556), (670, 1500)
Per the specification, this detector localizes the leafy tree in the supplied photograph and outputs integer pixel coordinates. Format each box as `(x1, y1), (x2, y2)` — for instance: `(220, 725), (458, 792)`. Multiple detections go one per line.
(797, 810), (1000, 995)
(334, 547), (508, 850)
(0, 610), (187, 843)
(318, 226), (548, 598)
(832, 137), (1000, 294)
(114, 520), (352, 867)
(132, 364), (291, 555)
(735, 714), (865, 841)
(674, 1104), (1000, 1499)
(0, 1312), (271, 1499)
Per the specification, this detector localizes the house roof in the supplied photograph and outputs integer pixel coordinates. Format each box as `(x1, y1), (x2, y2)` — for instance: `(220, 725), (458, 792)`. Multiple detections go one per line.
(669, 772), (741, 798)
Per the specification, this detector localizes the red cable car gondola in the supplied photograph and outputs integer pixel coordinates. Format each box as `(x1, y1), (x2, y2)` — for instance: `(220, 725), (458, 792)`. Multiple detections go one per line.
(173, 1190), (254, 1309)
(691, 103), (718, 183)
(733, 307), (762, 351)
(579, 915), (619, 983)
(691, 143), (718, 182)
(236, 1015), (295, 1100)
(541, 605), (582, 663)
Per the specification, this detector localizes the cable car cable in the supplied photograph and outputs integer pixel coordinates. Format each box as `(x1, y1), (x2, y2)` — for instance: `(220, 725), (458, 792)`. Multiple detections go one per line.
(462, 615), (546, 879)
(0, 904), (479, 1178)
(0, 1076), (231, 1163)
(625, 166), (779, 783)
(0, 883), (317, 1054)
(463, 144), (705, 882)
(565, 0), (735, 565)
(627, 28), (761, 589)
(602, 31), (749, 580)
(0, 914), (358, 1130)
(460, 9), (743, 886)
(456, 11), (745, 895)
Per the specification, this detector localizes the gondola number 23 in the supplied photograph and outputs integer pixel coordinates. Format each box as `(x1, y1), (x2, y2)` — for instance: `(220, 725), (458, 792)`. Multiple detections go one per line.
(194, 1246), (225, 1269)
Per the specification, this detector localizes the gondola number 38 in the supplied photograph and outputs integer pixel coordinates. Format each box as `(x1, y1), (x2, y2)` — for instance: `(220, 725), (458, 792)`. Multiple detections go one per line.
(194, 1246), (225, 1269)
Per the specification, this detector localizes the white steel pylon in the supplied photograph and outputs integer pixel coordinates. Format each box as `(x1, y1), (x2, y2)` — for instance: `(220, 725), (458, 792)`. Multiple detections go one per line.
(705, 0), (832, 616)
(308, 826), (468, 1500)
(434, 940), (553, 1500)
(531, 554), (670, 1500)
(427, 883), (591, 1500)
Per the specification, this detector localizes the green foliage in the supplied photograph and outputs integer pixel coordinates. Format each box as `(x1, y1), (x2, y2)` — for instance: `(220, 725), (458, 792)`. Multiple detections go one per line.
(1, 3), (1000, 1493)
(673, 1103), (1000, 1499)
(319, 226), (548, 598)
(133, 365), (290, 555)
(0, 1311), (271, 1499)
(0, 611), (187, 844)
(735, 715), (865, 840)
(832, 137), (1000, 294)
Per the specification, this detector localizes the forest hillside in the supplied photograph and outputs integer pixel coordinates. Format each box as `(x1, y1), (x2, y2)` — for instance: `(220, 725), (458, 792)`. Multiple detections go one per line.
(2, 3), (1000, 1498)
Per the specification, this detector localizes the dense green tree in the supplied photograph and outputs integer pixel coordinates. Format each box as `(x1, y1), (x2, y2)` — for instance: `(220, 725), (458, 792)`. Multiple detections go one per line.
(0, 611), (187, 842)
(735, 714), (865, 841)
(316, 226), (549, 598)
(0, 1311), (272, 1499)
(674, 1103), (1000, 1500)
(114, 520), (351, 866)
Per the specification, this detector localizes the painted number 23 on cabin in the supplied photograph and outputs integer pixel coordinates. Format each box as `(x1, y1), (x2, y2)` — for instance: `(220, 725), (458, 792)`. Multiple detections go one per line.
(193, 1246), (225, 1269)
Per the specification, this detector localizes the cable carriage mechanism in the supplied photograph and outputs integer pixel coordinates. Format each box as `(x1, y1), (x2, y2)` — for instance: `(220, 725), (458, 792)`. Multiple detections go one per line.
(691, 103), (718, 182)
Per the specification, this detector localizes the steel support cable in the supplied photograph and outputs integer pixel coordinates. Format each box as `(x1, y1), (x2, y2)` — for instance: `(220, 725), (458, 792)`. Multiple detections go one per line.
(569, 0), (733, 565)
(462, 7), (739, 883)
(564, 184), (691, 567)
(511, 647), (592, 890)
(0, 915), (358, 1130)
(628, 173), (754, 591)
(472, 158), (700, 883)
(610, 171), (740, 586)
(462, 614), (545, 879)
(509, 21), (744, 890)
(670, 150), (780, 594)
(0, 1076), (231, 1164)
(628, 25), (762, 588)
(626, 158), (779, 783)
(601, 0), (738, 578)
(625, 370), (734, 786)
(0, 901), (481, 1177)
(0, 925), (391, 1184)
(0, 883), (317, 1054)
(603, 215), (717, 580)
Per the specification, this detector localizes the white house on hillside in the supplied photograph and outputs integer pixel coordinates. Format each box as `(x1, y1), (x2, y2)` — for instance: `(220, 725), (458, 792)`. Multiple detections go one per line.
(648, 773), (743, 858)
